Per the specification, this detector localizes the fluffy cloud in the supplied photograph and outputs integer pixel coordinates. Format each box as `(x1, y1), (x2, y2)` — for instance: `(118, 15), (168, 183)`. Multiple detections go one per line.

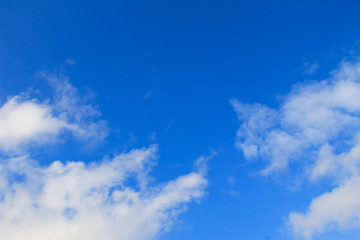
(232, 60), (360, 239)
(0, 145), (207, 240)
(289, 176), (360, 239)
(0, 71), (208, 240)
(0, 97), (67, 152)
(0, 71), (107, 153)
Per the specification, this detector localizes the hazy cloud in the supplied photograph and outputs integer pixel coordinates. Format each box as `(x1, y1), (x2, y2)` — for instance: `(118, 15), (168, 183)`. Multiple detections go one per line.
(300, 62), (320, 75)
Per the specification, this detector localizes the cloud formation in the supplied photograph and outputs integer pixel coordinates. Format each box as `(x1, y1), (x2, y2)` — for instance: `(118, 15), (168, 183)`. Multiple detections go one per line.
(232, 60), (360, 239)
(0, 71), (208, 240)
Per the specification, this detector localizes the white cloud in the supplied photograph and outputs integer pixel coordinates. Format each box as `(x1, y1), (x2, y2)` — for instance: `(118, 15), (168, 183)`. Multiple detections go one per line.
(0, 71), (107, 153)
(0, 69), (208, 240)
(0, 145), (208, 240)
(0, 97), (66, 152)
(232, 59), (360, 238)
(289, 177), (360, 240)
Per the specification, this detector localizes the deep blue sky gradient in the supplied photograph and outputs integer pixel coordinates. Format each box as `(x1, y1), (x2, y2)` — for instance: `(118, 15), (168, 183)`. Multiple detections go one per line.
(1, 0), (360, 239)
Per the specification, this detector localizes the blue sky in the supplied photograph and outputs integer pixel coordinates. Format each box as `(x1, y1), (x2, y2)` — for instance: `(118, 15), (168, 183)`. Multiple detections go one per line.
(1, 0), (360, 239)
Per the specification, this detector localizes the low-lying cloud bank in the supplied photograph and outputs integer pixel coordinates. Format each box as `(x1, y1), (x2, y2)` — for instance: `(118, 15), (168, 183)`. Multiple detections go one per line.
(232, 60), (360, 239)
(0, 70), (207, 240)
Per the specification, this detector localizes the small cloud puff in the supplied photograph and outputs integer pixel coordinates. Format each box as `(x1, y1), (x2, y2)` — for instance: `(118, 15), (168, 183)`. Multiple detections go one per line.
(0, 71), (107, 154)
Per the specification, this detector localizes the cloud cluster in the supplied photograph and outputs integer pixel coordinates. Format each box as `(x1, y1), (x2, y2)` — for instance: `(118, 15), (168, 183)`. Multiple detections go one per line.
(0, 72), (207, 240)
(0, 146), (207, 240)
(232, 60), (360, 239)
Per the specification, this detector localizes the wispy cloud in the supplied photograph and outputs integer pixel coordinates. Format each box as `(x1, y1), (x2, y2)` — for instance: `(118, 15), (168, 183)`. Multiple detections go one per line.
(232, 59), (360, 239)
(144, 90), (153, 99)
(38, 70), (108, 143)
(299, 62), (320, 75)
